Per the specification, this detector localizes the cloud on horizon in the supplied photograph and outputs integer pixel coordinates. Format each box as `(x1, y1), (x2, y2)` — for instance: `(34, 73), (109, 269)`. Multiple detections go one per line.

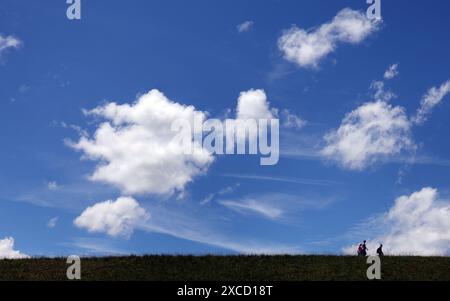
(343, 187), (450, 256)
(0, 237), (29, 259)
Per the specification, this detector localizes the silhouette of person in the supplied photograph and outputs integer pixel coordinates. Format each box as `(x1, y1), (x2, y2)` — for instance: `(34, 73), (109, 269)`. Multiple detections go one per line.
(362, 240), (368, 256)
(377, 244), (384, 257)
(357, 244), (363, 256)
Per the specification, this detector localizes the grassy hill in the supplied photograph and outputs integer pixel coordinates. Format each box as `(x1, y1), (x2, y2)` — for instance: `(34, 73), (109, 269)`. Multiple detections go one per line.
(0, 255), (449, 281)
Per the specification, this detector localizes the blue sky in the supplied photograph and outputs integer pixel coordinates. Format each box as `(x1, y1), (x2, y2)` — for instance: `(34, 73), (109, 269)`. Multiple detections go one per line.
(1, 0), (450, 257)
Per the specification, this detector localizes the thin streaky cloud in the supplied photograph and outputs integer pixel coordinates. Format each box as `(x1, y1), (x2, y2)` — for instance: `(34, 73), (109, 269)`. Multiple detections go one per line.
(281, 147), (450, 169)
(141, 216), (301, 255)
(63, 238), (130, 256)
(221, 174), (337, 186)
(219, 199), (283, 220)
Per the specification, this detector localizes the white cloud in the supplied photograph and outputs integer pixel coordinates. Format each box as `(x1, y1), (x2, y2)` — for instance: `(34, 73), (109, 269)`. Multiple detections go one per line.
(47, 181), (61, 191)
(322, 78), (450, 170)
(47, 217), (58, 228)
(321, 101), (414, 170)
(0, 34), (21, 56)
(69, 89), (214, 195)
(384, 63), (399, 80)
(370, 80), (396, 102)
(236, 89), (276, 120)
(70, 88), (297, 194)
(74, 196), (150, 238)
(281, 109), (306, 129)
(413, 80), (450, 125)
(344, 188), (450, 256)
(237, 21), (254, 33)
(220, 199), (283, 220)
(0, 237), (29, 259)
(278, 8), (379, 68)
(236, 89), (306, 131)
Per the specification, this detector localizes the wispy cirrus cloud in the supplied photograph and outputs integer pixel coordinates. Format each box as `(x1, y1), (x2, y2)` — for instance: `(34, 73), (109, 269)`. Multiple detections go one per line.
(139, 203), (303, 254)
(63, 238), (130, 256)
(72, 192), (303, 254)
(200, 183), (240, 205)
(219, 199), (283, 220)
(218, 193), (334, 222)
(221, 173), (337, 186)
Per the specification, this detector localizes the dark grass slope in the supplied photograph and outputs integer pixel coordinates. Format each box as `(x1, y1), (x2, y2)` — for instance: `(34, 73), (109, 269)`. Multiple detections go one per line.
(0, 255), (449, 281)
